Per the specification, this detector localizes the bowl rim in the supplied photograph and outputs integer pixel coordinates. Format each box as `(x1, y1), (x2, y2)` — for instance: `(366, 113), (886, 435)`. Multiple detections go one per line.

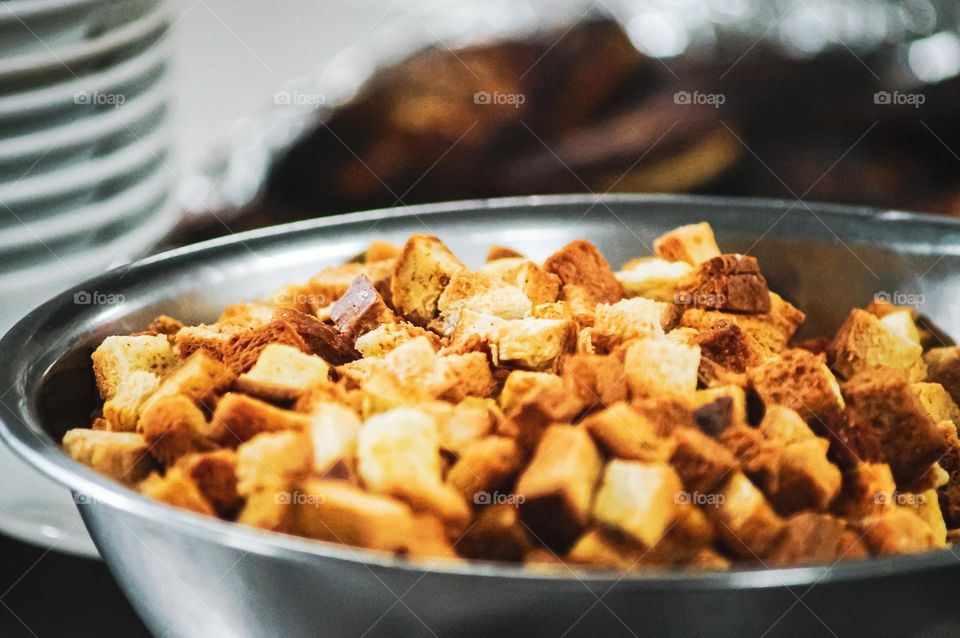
(2, 192), (960, 589)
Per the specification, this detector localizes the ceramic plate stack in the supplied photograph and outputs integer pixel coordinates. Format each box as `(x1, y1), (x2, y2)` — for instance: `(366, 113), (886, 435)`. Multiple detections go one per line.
(0, 0), (175, 557)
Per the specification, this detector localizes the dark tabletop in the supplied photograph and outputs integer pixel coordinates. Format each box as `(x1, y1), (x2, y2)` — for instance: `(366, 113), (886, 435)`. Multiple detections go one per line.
(0, 534), (150, 637)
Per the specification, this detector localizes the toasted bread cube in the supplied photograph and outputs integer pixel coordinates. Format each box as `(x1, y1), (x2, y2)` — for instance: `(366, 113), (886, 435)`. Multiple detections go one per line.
(499, 371), (563, 413)
(458, 503), (532, 562)
(138, 394), (214, 464)
(364, 240), (402, 263)
(758, 405), (816, 445)
(354, 321), (439, 358)
(593, 297), (668, 341)
(911, 382), (960, 424)
(141, 351), (236, 415)
(330, 274), (396, 342)
(425, 352), (496, 401)
(377, 335), (438, 381)
(220, 319), (311, 375)
(653, 222), (721, 265)
(217, 302), (276, 329)
(709, 472), (785, 559)
(681, 292), (805, 355)
(236, 344), (330, 401)
(842, 368), (947, 488)
(391, 234), (465, 326)
(438, 271), (532, 324)
(139, 467), (215, 516)
(835, 462), (897, 520)
(668, 426), (737, 494)
(923, 347), (960, 405)
(174, 324), (237, 360)
(583, 402), (664, 461)
(448, 436), (525, 501)
(693, 320), (765, 373)
(175, 450), (241, 515)
(62, 429), (152, 485)
(208, 393), (311, 447)
(561, 354), (628, 408)
(290, 479), (425, 553)
(878, 310), (922, 346)
(615, 257), (693, 302)
(496, 372), (584, 449)
(357, 408), (469, 528)
(91, 334), (176, 400)
(486, 246), (525, 262)
(831, 309), (926, 381)
(691, 385), (748, 434)
(915, 488), (948, 543)
(505, 261), (562, 306)
(437, 398), (500, 455)
(624, 338), (700, 398)
(775, 439), (842, 513)
(496, 317), (576, 371)
(102, 370), (160, 432)
(516, 425), (602, 550)
(302, 262), (375, 312)
(448, 309), (507, 352)
(306, 402), (361, 478)
(747, 349), (844, 422)
(567, 528), (648, 570)
(677, 254), (771, 314)
(859, 508), (944, 555)
(593, 460), (683, 548)
(236, 430), (313, 495)
(544, 239), (623, 305)
(765, 513), (868, 566)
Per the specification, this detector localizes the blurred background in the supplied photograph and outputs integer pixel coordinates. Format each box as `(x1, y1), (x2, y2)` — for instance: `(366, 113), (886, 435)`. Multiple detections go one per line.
(1, 0), (960, 635)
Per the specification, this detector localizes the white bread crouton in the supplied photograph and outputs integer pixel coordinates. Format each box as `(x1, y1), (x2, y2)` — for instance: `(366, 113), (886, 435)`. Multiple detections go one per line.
(830, 308), (926, 381)
(708, 472), (785, 558)
(354, 322), (438, 358)
(437, 270), (532, 327)
(139, 467), (214, 516)
(391, 234), (465, 326)
(236, 343), (330, 401)
(92, 334), (176, 400)
(496, 317), (576, 371)
(236, 430), (313, 495)
(616, 258), (693, 301)
(138, 393), (214, 464)
(624, 338), (700, 398)
(592, 460), (683, 548)
(911, 382), (960, 424)
(653, 222), (721, 265)
(102, 370), (160, 432)
(62, 429), (152, 484)
(306, 402), (361, 477)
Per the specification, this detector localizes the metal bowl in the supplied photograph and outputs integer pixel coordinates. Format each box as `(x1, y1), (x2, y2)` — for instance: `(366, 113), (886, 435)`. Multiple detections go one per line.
(2, 194), (960, 638)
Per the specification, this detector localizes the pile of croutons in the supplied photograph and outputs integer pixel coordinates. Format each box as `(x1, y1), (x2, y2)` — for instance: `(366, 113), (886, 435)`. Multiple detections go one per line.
(63, 222), (960, 570)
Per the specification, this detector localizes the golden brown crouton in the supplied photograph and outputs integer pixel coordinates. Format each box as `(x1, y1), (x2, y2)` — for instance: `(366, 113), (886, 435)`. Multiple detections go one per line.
(693, 320), (765, 374)
(448, 436), (525, 502)
(208, 392), (311, 447)
(138, 394), (214, 465)
(924, 347), (960, 405)
(217, 302), (277, 329)
(139, 466), (214, 516)
(544, 239), (623, 306)
(668, 426), (737, 494)
(677, 254), (772, 314)
(585, 298), (668, 352)
(426, 352), (496, 402)
(496, 316), (577, 372)
(354, 321), (440, 358)
(592, 460), (684, 548)
(653, 222), (721, 265)
(102, 370), (160, 432)
(437, 398), (500, 455)
(764, 513), (868, 566)
(364, 240), (402, 263)
(496, 372), (584, 449)
(306, 402), (361, 478)
(708, 472), (785, 559)
(391, 234), (465, 326)
(560, 354), (628, 409)
(681, 292), (805, 355)
(146, 314), (184, 338)
(858, 508), (944, 555)
(830, 309), (926, 381)
(236, 430), (313, 496)
(502, 261), (562, 306)
(236, 344), (330, 401)
(690, 385), (748, 434)
(458, 503), (532, 562)
(173, 324), (238, 361)
(516, 425), (602, 550)
(834, 462), (897, 520)
(437, 270), (533, 324)
(911, 382), (960, 424)
(175, 450), (241, 516)
(220, 320), (311, 375)
(615, 257), (693, 302)
(583, 402), (665, 462)
(62, 429), (153, 485)
(91, 334), (176, 400)
(623, 338), (700, 399)
(141, 351), (236, 414)
(747, 349), (844, 423)
(486, 246), (525, 262)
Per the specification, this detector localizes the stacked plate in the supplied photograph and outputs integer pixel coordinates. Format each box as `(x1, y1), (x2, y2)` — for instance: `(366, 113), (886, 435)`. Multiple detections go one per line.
(0, 0), (175, 556)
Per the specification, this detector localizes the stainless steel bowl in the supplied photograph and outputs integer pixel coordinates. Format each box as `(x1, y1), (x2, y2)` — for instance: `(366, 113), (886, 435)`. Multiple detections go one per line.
(2, 194), (960, 638)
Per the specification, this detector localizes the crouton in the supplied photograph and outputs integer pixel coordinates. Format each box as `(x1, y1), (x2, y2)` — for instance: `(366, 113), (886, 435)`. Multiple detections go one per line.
(593, 460), (684, 548)
(911, 382), (960, 425)
(858, 508), (944, 555)
(758, 405), (817, 445)
(668, 426), (737, 494)
(91, 334), (176, 400)
(138, 394), (214, 464)
(391, 234), (465, 326)
(272, 309), (360, 365)
(146, 314), (184, 338)
(544, 239), (623, 305)
(615, 257), (693, 302)
(364, 240), (402, 263)
(567, 529), (649, 570)
(583, 402), (665, 462)
(330, 274), (395, 342)
(237, 489), (293, 531)
(220, 319), (311, 375)
(693, 320), (765, 373)
(425, 352), (496, 402)
(560, 354), (628, 408)
(653, 222), (721, 265)
(516, 425), (602, 550)
(236, 430), (313, 495)
(691, 385), (748, 434)
(834, 462), (897, 520)
(448, 436), (525, 502)
(354, 321), (439, 358)
(306, 402), (361, 478)
(174, 324), (238, 360)
(437, 398), (500, 455)
(765, 513), (868, 566)
(924, 347), (960, 405)
(141, 352), (236, 417)
(747, 349), (844, 423)
(175, 450), (241, 516)
(589, 298), (668, 348)
(623, 338), (700, 398)
(503, 261), (562, 306)
(830, 309), (926, 381)
(236, 344), (330, 401)
(774, 439), (842, 514)
(681, 292), (805, 355)
(677, 254), (772, 314)
(486, 246), (525, 262)
(138, 467), (214, 516)
(62, 429), (152, 485)
(437, 270), (533, 325)
(708, 472), (785, 559)
(357, 408), (469, 529)
(458, 503), (532, 562)
(301, 262), (380, 313)
(217, 302), (276, 329)
(208, 392), (310, 447)
(496, 317), (577, 372)
(102, 370), (160, 432)
(496, 372), (584, 449)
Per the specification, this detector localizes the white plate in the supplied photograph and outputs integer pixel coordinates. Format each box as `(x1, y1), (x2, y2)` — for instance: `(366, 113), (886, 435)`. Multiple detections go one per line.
(0, 75), (169, 166)
(0, 0), (168, 84)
